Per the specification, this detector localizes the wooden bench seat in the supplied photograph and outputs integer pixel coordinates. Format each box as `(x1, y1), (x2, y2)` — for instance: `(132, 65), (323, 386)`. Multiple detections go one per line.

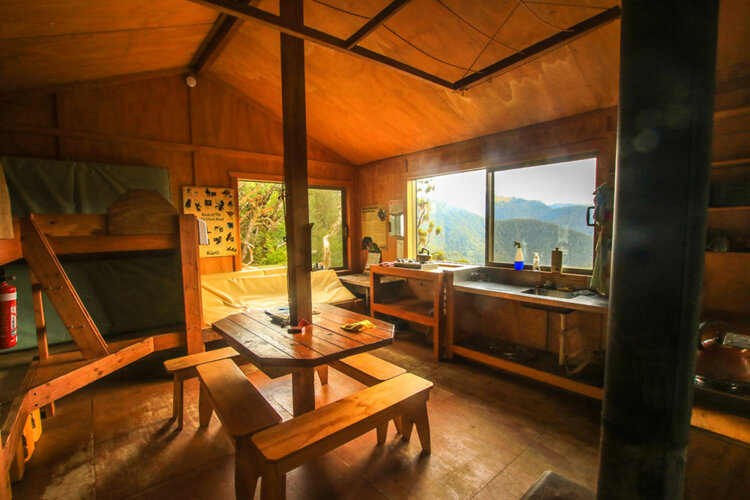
(247, 373), (433, 499)
(196, 359), (282, 499)
(164, 345), (328, 429)
(164, 346), (242, 429)
(329, 352), (406, 386)
(329, 352), (407, 433)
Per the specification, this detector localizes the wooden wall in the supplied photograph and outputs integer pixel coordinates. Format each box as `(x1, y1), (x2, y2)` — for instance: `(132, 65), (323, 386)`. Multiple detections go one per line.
(703, 80), (750, 327)
(353, 107), (618, 271)
(0, 73), (355, 274)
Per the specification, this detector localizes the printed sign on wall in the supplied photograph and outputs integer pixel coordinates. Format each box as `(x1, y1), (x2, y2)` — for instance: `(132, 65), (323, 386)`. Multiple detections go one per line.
(361, 205), (387, 250)
(182, 186), (238, 258)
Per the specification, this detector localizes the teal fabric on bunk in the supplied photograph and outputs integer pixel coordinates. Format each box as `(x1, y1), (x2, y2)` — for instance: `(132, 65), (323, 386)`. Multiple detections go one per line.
(1, 155), (172, 214)
(0, 156), (183, 352)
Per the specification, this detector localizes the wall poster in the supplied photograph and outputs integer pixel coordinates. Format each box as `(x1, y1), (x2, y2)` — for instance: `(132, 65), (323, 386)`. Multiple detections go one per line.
(361, 205), (387, 250)
(182, 185), (238, 258)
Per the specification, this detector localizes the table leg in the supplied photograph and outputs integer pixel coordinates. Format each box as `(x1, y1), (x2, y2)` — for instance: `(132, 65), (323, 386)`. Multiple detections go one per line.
(292, 368), (315, 416)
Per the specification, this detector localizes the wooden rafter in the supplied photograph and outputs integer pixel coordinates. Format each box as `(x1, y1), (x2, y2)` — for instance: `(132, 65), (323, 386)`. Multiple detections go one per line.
(188, 0), (621, 92)
(190, 1), (260, 76)
(187, 0), (455, 89)
(344, 0), (413, 49)
(454, 6), (622, 90)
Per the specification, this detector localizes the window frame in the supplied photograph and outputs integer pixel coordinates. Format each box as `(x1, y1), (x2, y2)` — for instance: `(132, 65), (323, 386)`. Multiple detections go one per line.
(485, 153), (599, 274)
(230, 172), (351, 272)
(408, 169), (488, 264)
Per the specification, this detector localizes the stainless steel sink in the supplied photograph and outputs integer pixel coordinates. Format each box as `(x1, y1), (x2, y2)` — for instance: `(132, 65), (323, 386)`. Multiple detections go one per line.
(522, 287), (576, 299)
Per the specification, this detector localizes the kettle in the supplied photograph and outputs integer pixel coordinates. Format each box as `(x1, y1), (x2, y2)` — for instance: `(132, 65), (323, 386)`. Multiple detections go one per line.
(417, 247), (431, 263)
(695, 321), (750, 383)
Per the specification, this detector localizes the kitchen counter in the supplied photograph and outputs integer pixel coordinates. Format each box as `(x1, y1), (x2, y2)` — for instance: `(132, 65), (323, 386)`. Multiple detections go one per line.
(452, 280), (608, 314)
(445, 269), (609, 399)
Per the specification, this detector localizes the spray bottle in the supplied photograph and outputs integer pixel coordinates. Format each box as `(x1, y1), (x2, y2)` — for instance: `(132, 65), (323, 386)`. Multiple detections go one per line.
(513, 241), (524, 270)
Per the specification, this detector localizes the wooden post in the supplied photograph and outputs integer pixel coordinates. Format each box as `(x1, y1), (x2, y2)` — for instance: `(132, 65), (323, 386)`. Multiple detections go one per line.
(30, 272), (49, 361)
(280, 0), (312, 324)
(179, 214), (205, 354)
(291, 368), (315, 416)
(30, 271), (55, 416)
(597, 1), (719, 498)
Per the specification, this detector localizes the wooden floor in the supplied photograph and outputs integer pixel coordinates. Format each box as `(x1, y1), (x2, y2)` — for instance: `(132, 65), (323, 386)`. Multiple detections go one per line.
(10, 331), (602, 499)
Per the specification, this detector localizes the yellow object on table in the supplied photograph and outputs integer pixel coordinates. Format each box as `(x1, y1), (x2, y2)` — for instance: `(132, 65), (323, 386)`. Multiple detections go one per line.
(340, 320), (375, 333)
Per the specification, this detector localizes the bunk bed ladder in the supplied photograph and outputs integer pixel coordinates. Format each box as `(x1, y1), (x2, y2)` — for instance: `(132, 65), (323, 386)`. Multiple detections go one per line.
(18, 215), (109, 359)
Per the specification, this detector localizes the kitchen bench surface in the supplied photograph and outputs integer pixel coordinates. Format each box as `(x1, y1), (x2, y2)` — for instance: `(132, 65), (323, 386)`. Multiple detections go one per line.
(452, 280), (608, 314)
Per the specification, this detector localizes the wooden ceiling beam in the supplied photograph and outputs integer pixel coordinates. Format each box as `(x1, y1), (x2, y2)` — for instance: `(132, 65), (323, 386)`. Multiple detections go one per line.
(344, 0), (414, 49)
(0, 121), (351, 169)
(454, 6), (621, 91)
(190, 1), (260, 76)
(187, 0), (455, 89)
(0, 67), (190, 102)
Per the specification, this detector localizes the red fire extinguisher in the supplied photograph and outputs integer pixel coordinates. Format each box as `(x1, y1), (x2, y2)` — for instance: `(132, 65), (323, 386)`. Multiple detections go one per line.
(0, 268), (17, 349)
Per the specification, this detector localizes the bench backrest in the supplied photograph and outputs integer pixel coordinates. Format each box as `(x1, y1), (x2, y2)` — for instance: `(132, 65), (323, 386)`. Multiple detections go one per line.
(252, 373), (432, 471)
(196, 359), (281, 437)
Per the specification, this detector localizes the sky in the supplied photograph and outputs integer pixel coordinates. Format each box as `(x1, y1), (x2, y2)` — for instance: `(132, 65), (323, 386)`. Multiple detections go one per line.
(421, 158), (597, 216)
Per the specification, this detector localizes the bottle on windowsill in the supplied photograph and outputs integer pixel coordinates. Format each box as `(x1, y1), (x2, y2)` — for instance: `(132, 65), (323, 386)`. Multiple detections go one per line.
(551, 247), (563, 273)
(513, 241), (524, 270)
(532, 252), (541, 271)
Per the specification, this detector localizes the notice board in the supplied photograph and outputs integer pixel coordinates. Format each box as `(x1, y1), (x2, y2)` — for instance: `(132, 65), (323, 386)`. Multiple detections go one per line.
(182, 186), (238, 258)
(361, 205), (387, 250)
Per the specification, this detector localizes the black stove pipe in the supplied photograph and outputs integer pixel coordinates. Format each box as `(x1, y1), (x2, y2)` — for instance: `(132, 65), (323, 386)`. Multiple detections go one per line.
(597, 1), (720, 498)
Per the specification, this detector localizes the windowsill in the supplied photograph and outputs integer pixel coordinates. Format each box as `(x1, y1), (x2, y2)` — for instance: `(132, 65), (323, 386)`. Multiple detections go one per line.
(485, 262), (594, 277)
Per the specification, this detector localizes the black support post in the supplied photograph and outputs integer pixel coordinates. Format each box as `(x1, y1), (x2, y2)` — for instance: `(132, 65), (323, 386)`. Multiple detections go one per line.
(598, 1), (719, 498)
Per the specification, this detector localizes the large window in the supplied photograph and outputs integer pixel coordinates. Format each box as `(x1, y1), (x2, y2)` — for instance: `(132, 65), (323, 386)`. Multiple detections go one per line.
(238, 180), (347, 269)
(411, 157), (597, 270)
(415, 170), (486, 264)
(489, 158), (597, 270)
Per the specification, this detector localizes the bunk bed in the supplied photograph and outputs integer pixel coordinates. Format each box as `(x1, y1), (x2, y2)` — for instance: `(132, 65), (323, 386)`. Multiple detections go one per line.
(0, 157), (204, 496)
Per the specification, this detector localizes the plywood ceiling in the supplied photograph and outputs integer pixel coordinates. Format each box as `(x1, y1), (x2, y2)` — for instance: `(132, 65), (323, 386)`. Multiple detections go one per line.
(210, 0), (622, 164)
(1, 0), (748, 166)
(0, 0), (218, 91)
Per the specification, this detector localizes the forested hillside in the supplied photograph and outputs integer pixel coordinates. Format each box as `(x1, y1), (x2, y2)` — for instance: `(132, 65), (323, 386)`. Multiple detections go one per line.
(495, 196), (593, 236)
(424, 198), (594, 267)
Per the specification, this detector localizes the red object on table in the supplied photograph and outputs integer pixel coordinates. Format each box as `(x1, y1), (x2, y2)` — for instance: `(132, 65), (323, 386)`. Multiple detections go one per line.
(212, 303), (395, 416)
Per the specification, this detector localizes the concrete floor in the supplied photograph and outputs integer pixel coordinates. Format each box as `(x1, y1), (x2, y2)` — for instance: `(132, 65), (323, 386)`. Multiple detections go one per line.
(11, 331), (602, 499)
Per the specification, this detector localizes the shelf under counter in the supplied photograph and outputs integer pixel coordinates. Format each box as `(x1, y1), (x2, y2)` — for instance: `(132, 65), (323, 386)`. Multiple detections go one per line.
(371, 298), (435, 326)
(451, 334), (604, 400)
(370, 264), (448, 361)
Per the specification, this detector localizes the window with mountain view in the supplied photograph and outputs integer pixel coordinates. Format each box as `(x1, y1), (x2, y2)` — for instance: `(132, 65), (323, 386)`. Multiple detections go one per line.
(415, 170), (486, 263)
(490, 158), (597, 269)
(238, 180), (346, 269)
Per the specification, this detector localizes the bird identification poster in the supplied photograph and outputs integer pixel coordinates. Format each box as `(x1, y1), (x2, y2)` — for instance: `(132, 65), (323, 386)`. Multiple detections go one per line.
(182, 186), (238, 257)
(361, 205), (387, 250)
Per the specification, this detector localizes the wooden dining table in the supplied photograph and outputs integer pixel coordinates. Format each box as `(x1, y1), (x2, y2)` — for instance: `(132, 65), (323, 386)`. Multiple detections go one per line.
(211, 303), (395, 416)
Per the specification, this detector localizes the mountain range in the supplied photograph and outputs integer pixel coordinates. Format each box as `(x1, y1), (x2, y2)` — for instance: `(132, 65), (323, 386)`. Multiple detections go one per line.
(424, 197), (594, 268)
